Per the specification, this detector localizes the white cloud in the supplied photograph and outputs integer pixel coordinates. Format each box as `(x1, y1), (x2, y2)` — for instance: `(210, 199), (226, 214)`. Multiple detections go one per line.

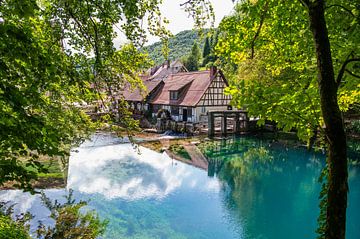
(114, 0), (235, 46)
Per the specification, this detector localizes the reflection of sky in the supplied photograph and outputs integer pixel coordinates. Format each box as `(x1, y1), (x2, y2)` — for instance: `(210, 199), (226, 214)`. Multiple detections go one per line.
(0, 190), (37, 213)
(2, 135), (357, 239)
(68, 135), (219, 200)
(0, 135), (225, 238)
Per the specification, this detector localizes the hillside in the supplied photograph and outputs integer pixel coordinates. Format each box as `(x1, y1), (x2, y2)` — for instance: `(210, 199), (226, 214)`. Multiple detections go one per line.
(142, 30), (207, 65)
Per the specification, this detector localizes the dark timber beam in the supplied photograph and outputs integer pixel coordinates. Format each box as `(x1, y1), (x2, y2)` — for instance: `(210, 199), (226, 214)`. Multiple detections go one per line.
(208, 112), (215, 138)
(235, 112), (241, 135)
(221, 114), (227, 137)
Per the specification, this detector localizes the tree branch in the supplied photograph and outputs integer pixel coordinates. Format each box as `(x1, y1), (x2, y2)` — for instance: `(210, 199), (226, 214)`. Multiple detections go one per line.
(336, 57), (360, 88)
(250, 1), (269, 59)
(180, 0), (192, 7)
(345, 69), (360, 79)
(325, 4), (355, 17)
(298, 0), (310, 8)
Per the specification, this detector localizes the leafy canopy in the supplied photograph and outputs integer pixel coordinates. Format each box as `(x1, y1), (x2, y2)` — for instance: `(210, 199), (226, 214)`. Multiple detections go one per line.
(0, 0), (168, 190)
(216, 0), (360, 141)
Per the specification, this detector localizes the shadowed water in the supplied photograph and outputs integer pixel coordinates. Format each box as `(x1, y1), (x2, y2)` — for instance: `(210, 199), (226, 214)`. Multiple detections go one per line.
(0, 134), (359, 239)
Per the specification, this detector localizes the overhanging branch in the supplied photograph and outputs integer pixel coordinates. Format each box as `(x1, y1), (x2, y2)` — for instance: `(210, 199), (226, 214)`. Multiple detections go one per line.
(345, 69), (360, 79)
(336, 58), (360, 88)
(298, 0), (310, 8)
(250, 1), (269, 59)
(325, 4), (355, 17)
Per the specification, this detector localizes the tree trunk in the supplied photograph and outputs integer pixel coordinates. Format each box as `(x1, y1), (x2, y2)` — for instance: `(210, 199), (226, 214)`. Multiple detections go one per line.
(307, 1), (348, 239)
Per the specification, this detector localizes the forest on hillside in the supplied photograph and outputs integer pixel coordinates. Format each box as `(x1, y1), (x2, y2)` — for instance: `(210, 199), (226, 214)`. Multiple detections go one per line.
(142, 30), (207, 65)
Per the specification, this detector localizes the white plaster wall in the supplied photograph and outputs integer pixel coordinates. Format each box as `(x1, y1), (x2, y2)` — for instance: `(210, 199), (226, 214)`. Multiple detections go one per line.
(195, 106), (229, 123)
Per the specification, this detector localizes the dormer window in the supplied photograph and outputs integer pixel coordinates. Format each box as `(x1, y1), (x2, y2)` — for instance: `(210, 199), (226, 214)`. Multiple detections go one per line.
(170, 91), (178, 100)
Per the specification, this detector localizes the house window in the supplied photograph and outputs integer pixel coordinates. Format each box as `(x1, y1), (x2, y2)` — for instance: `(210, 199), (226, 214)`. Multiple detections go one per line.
(171, 106), (179, 115)
(170, 91), (178, 100)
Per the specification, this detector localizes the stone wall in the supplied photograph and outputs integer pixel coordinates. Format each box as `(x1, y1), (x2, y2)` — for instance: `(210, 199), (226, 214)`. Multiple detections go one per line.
(156, 119), (197, 134)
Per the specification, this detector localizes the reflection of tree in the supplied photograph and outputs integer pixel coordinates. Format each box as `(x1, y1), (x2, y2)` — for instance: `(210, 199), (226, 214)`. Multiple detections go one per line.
(211, 138), (324, 238)
(219, 147), (274, 183)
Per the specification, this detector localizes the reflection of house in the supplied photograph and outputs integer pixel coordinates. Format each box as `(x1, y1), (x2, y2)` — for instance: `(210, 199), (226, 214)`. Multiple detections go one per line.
(124, 60), (231, 123)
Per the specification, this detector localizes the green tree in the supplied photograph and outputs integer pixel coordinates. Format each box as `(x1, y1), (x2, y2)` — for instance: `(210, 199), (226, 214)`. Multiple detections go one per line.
(143, 29), (209, 65)
(202, 36), (211, 65)
(0, 0), (165, 190)
(185, 41), (201, 71)
(216, 0), (359, 238)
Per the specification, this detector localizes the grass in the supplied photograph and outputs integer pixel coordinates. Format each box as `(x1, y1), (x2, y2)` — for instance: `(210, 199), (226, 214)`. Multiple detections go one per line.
(37, 160), (64, 179)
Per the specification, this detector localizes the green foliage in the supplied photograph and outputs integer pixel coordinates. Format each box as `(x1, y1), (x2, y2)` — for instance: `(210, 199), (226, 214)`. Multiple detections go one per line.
(217, 1), (360, 238)
(0, 208), (31, 239)
(37, 190), (107, 239)
(184, 41), (201, 71)
(217, 0), (360, 142)
(142, 30), (208, 65)
(219, 147), (274, 185)
(346, 120), (360, 134)
(0, 190), (107, 239)
(0, 0), (159, 190)
(202, 30), (219, 67)
(202, 37), (211, 60)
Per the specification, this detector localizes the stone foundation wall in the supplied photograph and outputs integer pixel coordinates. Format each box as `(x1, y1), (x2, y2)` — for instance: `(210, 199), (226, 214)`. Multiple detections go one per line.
(156, 119), (198, 134)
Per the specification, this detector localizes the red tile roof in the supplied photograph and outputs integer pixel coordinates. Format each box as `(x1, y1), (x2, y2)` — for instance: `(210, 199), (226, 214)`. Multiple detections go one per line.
(150, 70), (212, 107)
(168, 78), (193, 91)
(123, 77), (163, 102)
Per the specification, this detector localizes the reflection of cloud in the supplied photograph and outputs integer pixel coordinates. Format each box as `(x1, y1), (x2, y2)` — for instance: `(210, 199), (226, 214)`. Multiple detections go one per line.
(0, 190), (36, 213)
(205, 179), (221, 192)
(68, 138), (192, 200)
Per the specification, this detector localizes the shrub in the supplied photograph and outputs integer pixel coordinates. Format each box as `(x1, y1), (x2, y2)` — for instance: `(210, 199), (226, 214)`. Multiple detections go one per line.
(346, 120), (360, 134)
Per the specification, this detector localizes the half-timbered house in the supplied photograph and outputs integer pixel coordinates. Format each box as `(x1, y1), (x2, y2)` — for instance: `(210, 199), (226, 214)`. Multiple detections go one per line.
(123, 60), (187, 112)
(150, 67), (232, 123)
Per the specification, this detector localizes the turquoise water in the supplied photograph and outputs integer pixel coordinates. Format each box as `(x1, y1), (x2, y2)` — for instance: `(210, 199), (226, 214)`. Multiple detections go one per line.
(0, 134), (359, 239)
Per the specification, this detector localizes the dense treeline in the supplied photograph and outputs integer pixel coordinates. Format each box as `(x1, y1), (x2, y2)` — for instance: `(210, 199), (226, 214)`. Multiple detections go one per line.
(142, 30), (207, 65)
(143, 29), (220, 71)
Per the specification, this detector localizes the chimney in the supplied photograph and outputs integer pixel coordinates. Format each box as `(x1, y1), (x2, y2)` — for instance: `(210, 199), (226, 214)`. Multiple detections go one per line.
(210, 66), (217, 79)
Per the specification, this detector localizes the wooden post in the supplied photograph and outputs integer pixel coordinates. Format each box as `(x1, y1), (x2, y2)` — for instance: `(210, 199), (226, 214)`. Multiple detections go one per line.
(235, 112), (240, 135)
(221, 114), (227, 137)
(208, 112), (215, 138)
(244, 112), (249, 132)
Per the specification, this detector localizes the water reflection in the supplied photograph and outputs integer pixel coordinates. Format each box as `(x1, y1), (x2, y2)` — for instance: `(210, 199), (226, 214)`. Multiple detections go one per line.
(203, 137), (359, 239)
(0, 135), (359, 239)
(68, 142), (193, 200)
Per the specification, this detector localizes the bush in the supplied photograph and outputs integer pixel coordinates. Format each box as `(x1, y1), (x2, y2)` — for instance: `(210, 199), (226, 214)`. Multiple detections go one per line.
(0, 215), (30, 239)
(0, 190), (107, 239)
(346, 120), (360, 134)
(0, 205), (31, 239)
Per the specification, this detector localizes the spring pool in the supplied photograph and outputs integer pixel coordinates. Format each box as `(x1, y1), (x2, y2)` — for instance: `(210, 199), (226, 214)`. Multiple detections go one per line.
(1, 134), (359, 239)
